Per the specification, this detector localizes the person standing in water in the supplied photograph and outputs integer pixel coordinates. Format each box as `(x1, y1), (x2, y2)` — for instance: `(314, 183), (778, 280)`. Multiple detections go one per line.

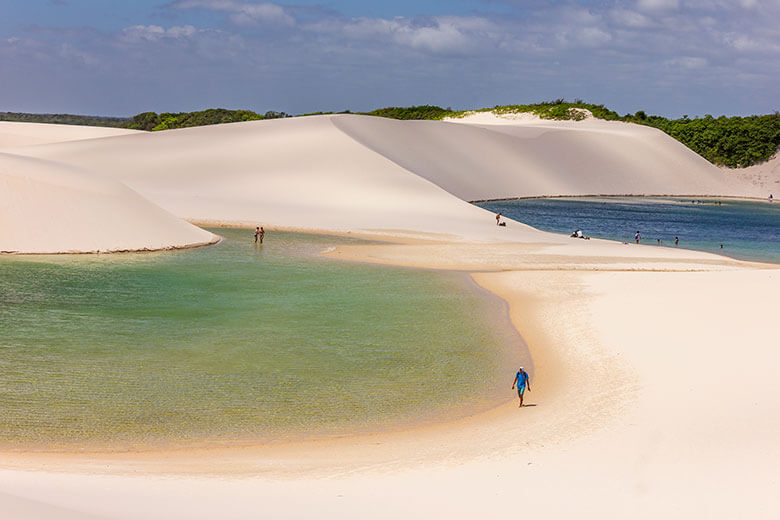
(675, 236), (679, 246)
(254, 227), (260, 243)
(512, 367), (531, 408)
(258, 226), (265, 244)
(635, 231), (641, 244)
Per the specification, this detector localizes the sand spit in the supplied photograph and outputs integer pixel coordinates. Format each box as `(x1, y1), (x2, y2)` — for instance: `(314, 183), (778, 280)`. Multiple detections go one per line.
(0, 152), (218, 254)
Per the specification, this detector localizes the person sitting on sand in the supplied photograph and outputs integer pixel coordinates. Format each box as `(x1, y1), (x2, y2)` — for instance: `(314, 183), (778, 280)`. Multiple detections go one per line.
(512, 367), (531, 408)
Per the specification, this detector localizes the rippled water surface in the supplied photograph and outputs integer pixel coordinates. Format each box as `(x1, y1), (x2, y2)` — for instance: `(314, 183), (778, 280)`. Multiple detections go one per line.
(0, 229), (525, 450)
(478, 197), (779, 263)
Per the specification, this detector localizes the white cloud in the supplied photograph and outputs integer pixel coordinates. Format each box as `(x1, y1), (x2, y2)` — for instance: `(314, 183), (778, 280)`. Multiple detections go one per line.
(316, 15), (497, 55)
(724, 33), (780, 53)
(119, 25), (198, 43)
(665, 56), (707, 68)
(636, 0), (680, 11)
(576, 27), (612, 46)
(172, 0), (294, 26)
(611, 9), (654, 28)
(4, 0), (780, 116)
(59, 43), (98, 66)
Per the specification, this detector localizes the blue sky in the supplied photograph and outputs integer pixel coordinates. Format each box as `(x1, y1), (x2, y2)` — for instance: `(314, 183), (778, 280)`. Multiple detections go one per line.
(1, 0), (778, 117)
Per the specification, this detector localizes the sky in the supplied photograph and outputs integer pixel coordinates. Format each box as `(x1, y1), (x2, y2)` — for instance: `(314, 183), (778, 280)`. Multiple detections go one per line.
(0, 0), (778, 117)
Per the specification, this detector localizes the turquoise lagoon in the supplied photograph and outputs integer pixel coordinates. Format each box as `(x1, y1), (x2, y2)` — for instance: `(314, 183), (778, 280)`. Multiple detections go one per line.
(478, 197), (780, 264)
(0, 229), (526, 450)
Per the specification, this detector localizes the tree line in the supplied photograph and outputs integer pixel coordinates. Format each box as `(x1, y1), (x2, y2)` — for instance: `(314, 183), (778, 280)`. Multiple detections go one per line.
(0, 111), (129, 127)
(124, 108), (290, 131)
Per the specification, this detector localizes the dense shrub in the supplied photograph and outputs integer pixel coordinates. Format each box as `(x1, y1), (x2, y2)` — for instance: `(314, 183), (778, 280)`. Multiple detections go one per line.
(0, 111), (129, 127)
(363, 105), (457, 120)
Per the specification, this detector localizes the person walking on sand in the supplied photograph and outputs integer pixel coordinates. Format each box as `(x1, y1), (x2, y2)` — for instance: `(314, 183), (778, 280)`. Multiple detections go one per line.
(496, 212), (501, 226)
(512, 367), (531, 408)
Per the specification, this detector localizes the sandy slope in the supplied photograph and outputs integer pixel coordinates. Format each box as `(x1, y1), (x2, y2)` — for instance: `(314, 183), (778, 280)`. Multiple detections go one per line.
(0, 152), (218, 253)
(0, 122), (138, 149)
(1, 114), (778, 518)
(7, 114), (767, 247)
(336, 114), (749, 200)
(446, 111), (773, 199)
(723, 150), (780, 198)
(6, 116), (539, 242)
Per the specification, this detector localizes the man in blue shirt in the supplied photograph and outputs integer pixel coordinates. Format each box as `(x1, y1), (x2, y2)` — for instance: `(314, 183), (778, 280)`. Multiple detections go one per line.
(512, 367), (531, 408)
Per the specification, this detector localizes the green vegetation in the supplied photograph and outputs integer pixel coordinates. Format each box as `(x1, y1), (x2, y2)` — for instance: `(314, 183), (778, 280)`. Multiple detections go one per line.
(124, 108), (290, 131)
(485, 99), (623, 121)
(0, 111), (129, 127)
(625, 113), (780, 168)
(362, 105), (459, 120)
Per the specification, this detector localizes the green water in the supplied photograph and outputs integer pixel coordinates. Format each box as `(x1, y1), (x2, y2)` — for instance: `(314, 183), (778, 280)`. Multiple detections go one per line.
(0, 229), (526, 450)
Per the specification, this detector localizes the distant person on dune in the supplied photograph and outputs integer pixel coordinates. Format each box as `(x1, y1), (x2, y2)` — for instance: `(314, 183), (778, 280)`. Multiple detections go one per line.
(512, 367), (531, 408)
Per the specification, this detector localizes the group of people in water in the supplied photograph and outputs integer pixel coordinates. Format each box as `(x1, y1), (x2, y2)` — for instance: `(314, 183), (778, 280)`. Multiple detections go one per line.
(254, 226), (265, 244)
(634, 231), (681, 246)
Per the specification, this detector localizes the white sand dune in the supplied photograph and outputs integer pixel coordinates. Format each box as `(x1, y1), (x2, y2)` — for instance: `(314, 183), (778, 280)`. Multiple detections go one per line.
(7, 114), (765, 245)
(723, 149), (780, 198)
(336, 114), (750, 200)
(0, 121), (138, 149)
(0, 152), (218, 253)
(1, 115), (778, 519)
(5, 116), (553, 242)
